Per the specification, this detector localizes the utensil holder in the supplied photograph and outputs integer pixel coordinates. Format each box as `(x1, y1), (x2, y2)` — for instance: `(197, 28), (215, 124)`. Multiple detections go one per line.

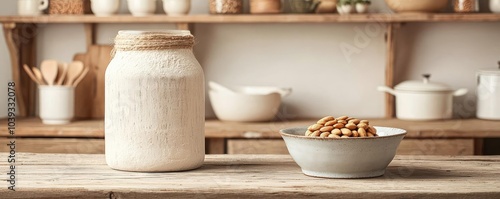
(39, 86), (75, 125)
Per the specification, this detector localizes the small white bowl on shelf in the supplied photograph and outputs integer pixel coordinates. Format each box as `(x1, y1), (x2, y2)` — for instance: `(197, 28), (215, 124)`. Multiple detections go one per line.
(163, 0), (191, 16)
(128, 0), (157, 16)
(280, 126), (407, 179)
(208, 82), (292, 122)
(90, 0), (120, 16)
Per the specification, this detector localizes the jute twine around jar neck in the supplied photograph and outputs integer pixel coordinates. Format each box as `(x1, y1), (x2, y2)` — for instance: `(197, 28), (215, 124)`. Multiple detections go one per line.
(113, 31), (194, 55)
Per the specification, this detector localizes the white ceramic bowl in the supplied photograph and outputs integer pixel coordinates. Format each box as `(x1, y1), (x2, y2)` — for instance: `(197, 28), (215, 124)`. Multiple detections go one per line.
(280, 127), (407, 179)
(91, 0), (120, 16)
(209, 89), (282, 122)
(127, 0), (156, 16)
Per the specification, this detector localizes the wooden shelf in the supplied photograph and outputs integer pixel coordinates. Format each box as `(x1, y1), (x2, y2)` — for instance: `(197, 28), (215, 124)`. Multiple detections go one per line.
(1, 13), (500, 24)
(1, 118), (499, 139)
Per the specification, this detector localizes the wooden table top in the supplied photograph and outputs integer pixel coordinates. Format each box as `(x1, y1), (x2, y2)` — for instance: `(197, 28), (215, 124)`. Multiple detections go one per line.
(1, 153), (499, 198)
(1, 118), (500, 139)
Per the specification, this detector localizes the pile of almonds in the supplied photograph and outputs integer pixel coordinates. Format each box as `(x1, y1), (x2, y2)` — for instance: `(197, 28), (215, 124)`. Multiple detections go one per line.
(305, 116), (378, 138)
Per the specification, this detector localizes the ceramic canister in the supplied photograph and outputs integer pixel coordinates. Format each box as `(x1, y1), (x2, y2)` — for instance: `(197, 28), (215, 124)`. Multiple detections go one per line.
(105, 30), (205, 172)
(163, 0), (191, 15)
(477, 67), (500, 120)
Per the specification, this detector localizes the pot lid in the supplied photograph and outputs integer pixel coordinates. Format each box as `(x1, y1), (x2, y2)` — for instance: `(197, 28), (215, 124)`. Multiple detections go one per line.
(394, 74), (452, 92)
(478, 61), (500, 76)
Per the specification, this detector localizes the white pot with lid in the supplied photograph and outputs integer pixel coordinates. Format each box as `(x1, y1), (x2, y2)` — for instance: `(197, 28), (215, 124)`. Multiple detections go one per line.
(378, 74), (468, 121)
(477, 62), (500, 120)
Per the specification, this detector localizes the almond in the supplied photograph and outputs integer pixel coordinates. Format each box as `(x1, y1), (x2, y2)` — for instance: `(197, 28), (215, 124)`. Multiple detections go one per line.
(332, 128), (342, 135)
(324, 120), (337, 126)
(337, 116), (348, 120)
(320, 126), (334, 132)
(333, 123), (345, 129)
(320, 132), (331, 138)
(308, 124), (323, 131)
(345, 123), (357, 130)
(341, 128), (352, 136)
(317, 116), (335, 124)
(310, 130), (321, 137)
(358, 128), (367, 137)
(352, 130), (359, 137)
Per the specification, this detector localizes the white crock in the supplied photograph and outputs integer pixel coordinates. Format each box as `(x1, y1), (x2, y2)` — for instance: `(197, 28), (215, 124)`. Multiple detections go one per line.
(105, 30), (205, 172)
(378, 74), (468, 121)
(477, 66), (500, 120)
(491, 0), (500, 13)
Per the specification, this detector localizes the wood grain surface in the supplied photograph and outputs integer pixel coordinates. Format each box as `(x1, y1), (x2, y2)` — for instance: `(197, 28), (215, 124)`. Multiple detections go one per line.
(1, 118), (500, 139)
(0, 153), (499, 198)
(0, 138), (104, 154)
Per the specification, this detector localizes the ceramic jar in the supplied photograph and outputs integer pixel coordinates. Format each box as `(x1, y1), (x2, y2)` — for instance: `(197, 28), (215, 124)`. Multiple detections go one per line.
(209, 0), (243, 14)
(163, 0), (191, 15)
(477, 65), (500, 120)
(105, 30), (205, 172)
(491, 0), (500, 13)
(454, 0), (479, 13)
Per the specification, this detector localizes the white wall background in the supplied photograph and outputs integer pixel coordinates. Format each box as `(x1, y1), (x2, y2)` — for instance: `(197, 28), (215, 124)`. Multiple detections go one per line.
(1, 0), (499, 119)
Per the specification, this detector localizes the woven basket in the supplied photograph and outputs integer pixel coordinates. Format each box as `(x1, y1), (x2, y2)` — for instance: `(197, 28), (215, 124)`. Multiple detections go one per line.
(49, 0), (91, 15)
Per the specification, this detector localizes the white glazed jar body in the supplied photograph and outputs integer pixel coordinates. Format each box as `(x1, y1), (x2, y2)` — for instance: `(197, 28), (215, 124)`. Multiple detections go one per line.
(105, 30), (205, 172)
(477, 73), (500, 120)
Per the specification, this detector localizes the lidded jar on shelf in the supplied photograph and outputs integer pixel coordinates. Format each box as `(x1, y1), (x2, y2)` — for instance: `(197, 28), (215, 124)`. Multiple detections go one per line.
(454, 0), (479, 13)
(209, 0), (243, 14)
(105, 30), (205, 172)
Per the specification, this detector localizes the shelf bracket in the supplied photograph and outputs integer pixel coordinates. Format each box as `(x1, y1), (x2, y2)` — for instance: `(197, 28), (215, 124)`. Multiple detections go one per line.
(84, 23), (96, 50)
(3, 22), (38, 117)
(384, 23), (401, 118)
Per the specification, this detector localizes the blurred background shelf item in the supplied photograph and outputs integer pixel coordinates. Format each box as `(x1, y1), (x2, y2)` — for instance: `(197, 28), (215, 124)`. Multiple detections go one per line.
(49, 0), (91, 15)
(385, 0), (449, 13)
(316, 0), (337, 13)
(209, 0), (243, 14)
(250, 0), (282, 14)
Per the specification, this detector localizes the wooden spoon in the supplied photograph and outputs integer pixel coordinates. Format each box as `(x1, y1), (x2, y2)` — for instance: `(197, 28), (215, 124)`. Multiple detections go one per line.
(40, 60), (58, 86)
(23, 64), (43, 85)
(56, 63), (68, 85)
(72, 67), (89, 87)
(65, 61), (84, 86)
(32, 67), (46, 85)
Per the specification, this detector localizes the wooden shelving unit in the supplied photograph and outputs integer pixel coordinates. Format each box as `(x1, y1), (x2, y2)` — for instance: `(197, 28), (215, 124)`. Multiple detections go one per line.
(1, 14), (500, 155)
(2, 13), (500, 118)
